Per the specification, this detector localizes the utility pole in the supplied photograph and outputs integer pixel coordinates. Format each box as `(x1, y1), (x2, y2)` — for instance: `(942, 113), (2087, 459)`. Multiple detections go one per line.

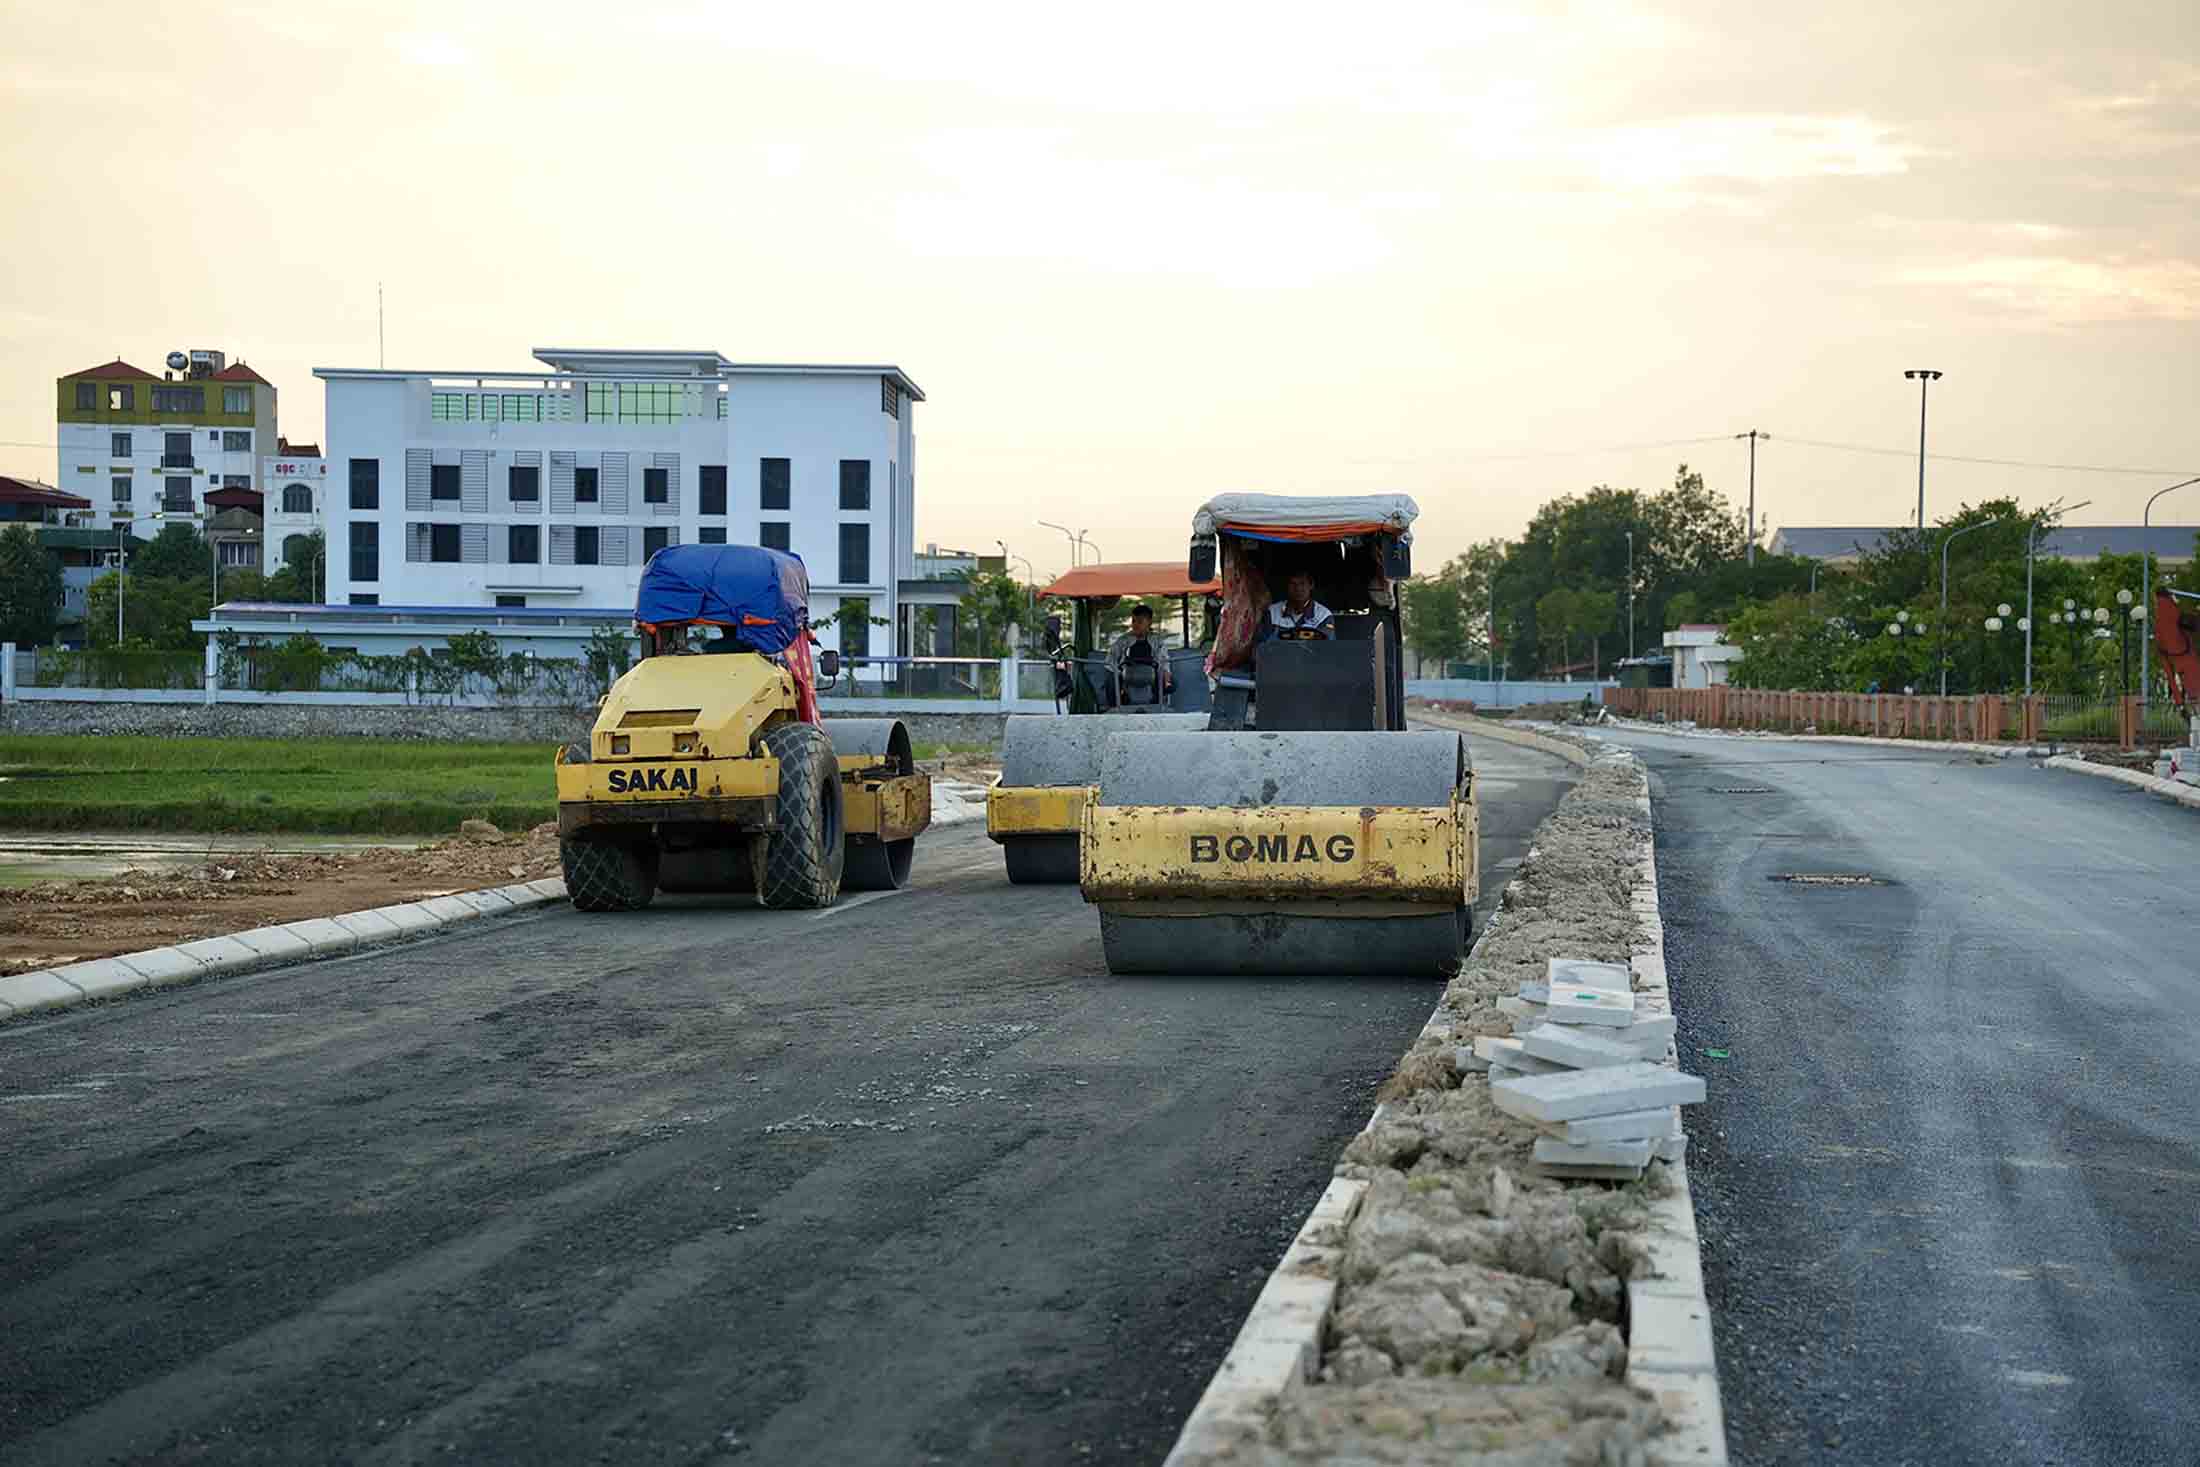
(1488, 578), (1497, 685)
(1904, 370), (1943, 533)
(1735, 430), (1766, 565)
(1624, 530), (1635, 659)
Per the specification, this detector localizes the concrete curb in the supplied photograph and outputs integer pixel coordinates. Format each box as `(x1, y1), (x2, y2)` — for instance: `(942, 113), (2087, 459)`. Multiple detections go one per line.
(1163, 732), (1725, 1465)
(1408, 707), (1595, 769)
(2044, 755), (2200, 812)
(1602, 715), (2049, 760)
(0, 877), (568, 1025)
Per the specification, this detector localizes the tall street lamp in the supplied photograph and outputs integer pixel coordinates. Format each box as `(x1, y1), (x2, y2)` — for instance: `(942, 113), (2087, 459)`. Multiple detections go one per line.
(2118, 589), (2138, 698)
(1904, 369), (1943, 533)
(1735, 430), (1766, 565)
(2140, 474), (2200, 711)
(1624, 530), (1635, 659)
(2023, 499), (2089, 696)
(1037, 520), (1083, 569)
(1939, 514), (2009, 696)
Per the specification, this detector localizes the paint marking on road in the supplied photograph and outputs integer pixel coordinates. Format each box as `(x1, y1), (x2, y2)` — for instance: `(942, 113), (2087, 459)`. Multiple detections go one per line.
(809, 890), (902, 920)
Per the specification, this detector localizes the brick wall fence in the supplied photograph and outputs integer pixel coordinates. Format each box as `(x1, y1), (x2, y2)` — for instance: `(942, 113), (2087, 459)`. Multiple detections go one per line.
(1602, 685), (2148, 749)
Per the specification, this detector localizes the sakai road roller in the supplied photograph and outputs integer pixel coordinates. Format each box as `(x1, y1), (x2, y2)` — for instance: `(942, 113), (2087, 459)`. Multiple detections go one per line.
(1075, 493), (1479, 976)
(554, 543), (931, 912)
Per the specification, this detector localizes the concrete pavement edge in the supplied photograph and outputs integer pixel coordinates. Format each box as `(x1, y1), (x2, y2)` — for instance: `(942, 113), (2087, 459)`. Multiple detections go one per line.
(2043, 755), (2200, 811)
(0, 878), (569, 1025)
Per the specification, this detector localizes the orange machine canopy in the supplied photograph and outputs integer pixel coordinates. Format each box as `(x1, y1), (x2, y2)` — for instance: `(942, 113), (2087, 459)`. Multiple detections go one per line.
(1039, 561), (1220, 600)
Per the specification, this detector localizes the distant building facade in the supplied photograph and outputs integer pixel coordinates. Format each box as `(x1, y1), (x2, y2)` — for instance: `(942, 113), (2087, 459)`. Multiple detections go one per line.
(315, 348), (923, 662)
(264, 440), (328, 586)
(1663, 624), (1741, 689)
(56, 350), (279, 534)
(1769, 525), (2196, 566)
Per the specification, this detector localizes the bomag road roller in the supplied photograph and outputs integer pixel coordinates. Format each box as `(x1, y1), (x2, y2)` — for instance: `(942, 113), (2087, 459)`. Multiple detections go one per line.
(554, 543), (931, 912)
(1075, 493), (1478, 975)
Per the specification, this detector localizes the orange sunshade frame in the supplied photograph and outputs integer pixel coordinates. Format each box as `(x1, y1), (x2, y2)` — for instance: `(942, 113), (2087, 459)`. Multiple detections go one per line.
(1215, 520), (1394, 542)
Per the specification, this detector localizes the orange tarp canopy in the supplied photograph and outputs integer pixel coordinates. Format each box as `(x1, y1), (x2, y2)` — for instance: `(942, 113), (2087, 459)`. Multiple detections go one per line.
(1039, 561), (1219, 600)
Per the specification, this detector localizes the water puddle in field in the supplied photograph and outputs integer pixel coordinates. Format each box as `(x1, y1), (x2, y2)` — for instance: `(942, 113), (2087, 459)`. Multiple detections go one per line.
(0, 832), (419, 886)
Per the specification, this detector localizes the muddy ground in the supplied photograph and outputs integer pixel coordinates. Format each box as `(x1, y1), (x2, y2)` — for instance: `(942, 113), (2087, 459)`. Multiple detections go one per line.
(0, 823), (561, 974)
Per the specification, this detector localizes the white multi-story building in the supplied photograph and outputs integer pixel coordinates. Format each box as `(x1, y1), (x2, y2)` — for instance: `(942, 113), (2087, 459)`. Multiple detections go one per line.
(56, 350), (277, 534)
(315, 347), (922, 661)
(263, 439), (328, 586)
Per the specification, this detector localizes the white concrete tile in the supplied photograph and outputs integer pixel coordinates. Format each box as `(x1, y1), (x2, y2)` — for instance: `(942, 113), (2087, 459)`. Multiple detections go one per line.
(1519, 1023), (1640, 1069)
(282, 917), (360, 954)
(1561, 1105), (1678, 1143)
(1546, 976), (1636, 1026)
(1491, 1062), (1706, 1123)
(456, 888), (516, 915)
(524, 878), (568, 901)
(332, 909), (403, 941)
(1549, 956), (1632, 992)
(416, 896), (478, 923)
(173, 935), (260, 970)
(114, 946), (206, 987)
(369, 903), (441, 933)
(231, 925), (312, 960)
(1534, 1135), (1655, 1168)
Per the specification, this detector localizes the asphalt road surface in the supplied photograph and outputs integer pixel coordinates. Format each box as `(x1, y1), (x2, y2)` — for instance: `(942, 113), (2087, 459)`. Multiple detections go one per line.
(0, 731), (1570, 1467)
(1612, 729), (2200, 1467)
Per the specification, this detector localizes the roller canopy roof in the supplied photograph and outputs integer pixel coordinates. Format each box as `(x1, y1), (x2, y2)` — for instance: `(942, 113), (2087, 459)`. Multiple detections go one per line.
(1040, 561), (1220, 599)
(633, 543), (809, 653)
(1193, 493), (1419, 543)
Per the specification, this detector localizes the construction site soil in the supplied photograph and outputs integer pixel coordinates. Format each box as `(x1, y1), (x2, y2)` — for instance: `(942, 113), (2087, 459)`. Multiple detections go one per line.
(0, 823), (560, 975)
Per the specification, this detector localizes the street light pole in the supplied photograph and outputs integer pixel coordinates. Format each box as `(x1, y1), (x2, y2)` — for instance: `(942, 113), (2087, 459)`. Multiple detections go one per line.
(1905, 369), (1943, 533)
(115, 521), (127, 643)
(1488, 578), (1497, 685)
(1624, 530), (1635, 658)
(1735, 431), (1765, 565)
(1940, 514), (2008, 696)
(1037, 520), (1082, 569)
(2140, 475), (2200, 711)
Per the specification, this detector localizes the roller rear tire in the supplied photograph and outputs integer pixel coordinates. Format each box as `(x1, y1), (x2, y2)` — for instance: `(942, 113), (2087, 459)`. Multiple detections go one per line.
(844, 836), (915, 892)
(756, 723), (846, 909)
(562, 837), (658, 912)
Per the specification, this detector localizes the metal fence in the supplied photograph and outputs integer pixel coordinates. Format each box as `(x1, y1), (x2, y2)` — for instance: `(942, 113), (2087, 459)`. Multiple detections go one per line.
(834, 657), (1003, 701)
(26, 647), (204, 691)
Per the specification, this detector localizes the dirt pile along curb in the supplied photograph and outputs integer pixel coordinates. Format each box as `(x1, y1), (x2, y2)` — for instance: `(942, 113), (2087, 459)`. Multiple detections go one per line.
(1167, 728), (1722, 1466)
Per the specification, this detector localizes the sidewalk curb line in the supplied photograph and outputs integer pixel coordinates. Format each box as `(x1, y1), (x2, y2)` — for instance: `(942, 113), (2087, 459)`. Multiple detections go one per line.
(2044, 754), (2200, 810)
(0, 879), (568, 1025)
(1602, 716), (2049, 759)
(1162, 725), (1725, 1465)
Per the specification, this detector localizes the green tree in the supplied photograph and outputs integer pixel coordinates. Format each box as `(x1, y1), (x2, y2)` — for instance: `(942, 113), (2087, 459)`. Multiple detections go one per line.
(0, 525), (63, 647)
(1399, 575), (1468, 674)
(954, 569), (1043, 656)
(129, 523), (213, 583)
(85, 571), (208, 650)
(266, 531), (326, 603)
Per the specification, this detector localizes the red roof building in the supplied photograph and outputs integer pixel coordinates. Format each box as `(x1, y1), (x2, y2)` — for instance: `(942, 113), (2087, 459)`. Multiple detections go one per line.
(211, 362), (271, 385)
(0, 475), (94, 523)
(64, 358), (158, 381)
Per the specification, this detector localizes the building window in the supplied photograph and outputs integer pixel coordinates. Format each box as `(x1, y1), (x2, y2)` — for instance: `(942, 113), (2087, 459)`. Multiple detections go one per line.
(574, 525), (600, 565)
(111, 476), (131, 505)
(222, 474), (250, 489)
(163, 478), (193, 512)
(586, 381), (682, 424)
(75, 381), (97, 410)
(281, 483), (313, 514)
(431, 391), (465, 421)
(508, 465), (540, 502)
(839, 522), (870, 584)
(759, 521), (790, 552)
(350, 593), (379, 606)
(431, 464), (460, 501)
(349, 458), (379, 509)
(840, 597), (871, 659)
(222, 430), (251, 452)
(717, 393), (728, 420)
(500, 394), (544, 422)
(760, 458), (790, 510)
(644, 526), (670, 560)
(881, 377), (899, 418)
(509, 524), (539, 563)
(350, 521), (379, 582)
(219, 539), (260, 568)
(110, 431), (131, 457)
(643, 467), (668, 504)
(162, 431), (193, 468)
(430, 523), (462, 563)
(698, 526), (727, 545)
(698, 465), (726, 515)
(152, 386), (204, 415)
(574, 466), (599, 503)
(222, 386), (252, 414)
(112, 385), (133, 411)
(496, 594), (527, 608)
(839, 460), (870, 511)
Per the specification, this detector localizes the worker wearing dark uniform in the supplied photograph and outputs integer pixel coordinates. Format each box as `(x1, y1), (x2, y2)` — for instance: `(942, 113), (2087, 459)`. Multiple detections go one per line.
(1107, 604), (1172, 705)
(1260, 571), (1334, 642)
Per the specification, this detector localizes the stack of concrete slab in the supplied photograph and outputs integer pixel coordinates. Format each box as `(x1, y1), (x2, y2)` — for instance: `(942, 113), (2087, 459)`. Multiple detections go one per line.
(1464, 958), (1704, 1180)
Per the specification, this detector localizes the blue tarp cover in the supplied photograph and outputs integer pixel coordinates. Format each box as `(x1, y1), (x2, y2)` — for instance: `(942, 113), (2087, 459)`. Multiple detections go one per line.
(633, 544), (809, 654)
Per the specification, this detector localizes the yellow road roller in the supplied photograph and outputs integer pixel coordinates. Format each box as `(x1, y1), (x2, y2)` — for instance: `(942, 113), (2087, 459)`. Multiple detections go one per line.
(1076, 494), (1478, 975)
(554, 543), (931, 911)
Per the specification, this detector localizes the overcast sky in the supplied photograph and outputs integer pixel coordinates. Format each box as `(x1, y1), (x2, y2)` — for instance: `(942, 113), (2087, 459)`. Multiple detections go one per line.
(3, 0), (2195, 574)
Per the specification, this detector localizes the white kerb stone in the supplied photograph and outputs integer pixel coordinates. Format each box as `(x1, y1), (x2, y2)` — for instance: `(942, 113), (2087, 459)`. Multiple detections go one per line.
(1548, 957), (1632, 993)
(1545, 977), (1636, 1027)
(0, 970), (83, 1016)
(51, 958), (148, 1000)
(1490, 1062), (1706, 1123)
(1473, 1037), (1571, 1077)
(1518, 1024), (1640, 1070)
(114, 946), (205, 987)
(1560, 1106), (1678, 1143)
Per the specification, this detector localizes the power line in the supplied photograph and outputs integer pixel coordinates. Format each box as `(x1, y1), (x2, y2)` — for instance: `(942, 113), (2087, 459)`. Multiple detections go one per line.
(1772, 434), (2196, 479)
(1349, 435), (1734, 466)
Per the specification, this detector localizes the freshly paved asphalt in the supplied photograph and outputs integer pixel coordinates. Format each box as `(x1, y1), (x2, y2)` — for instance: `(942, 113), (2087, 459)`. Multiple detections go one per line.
(0, 732), (1570, 1467)
(1611, 729), (2200, 1467)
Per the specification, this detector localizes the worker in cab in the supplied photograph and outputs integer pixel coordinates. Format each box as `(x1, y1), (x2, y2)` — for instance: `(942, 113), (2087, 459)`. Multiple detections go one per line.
(1107, 603), (1172, 706)
(1261, 570), (1334, 642)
